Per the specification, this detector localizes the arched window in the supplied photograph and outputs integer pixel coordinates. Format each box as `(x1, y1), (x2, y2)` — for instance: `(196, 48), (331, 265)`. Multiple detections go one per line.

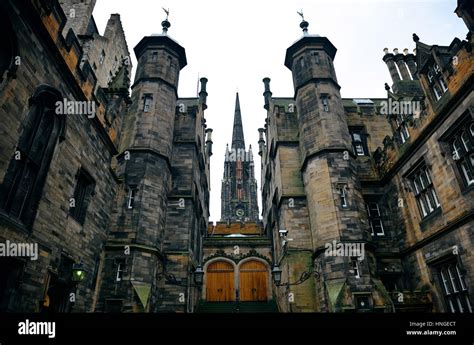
(0, 85), (65, 228)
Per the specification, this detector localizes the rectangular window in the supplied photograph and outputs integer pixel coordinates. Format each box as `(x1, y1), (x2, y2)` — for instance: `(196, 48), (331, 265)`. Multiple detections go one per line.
(395, 115), (410, 144)
(143, 95), (152, 112)
(433, 84), (443, 101)
(152, 52), (158, 62)
(126, 187), (137, 209)
(351, 258), (360, 278)
(339, 186), (348, 208)
(447, 120), (474, 188)
(434, 64), (441, 74)
(439, 78), (448, 92)
(311, 51), (320, 64)
(322, 96), (329, 112)
(99, 50), (105, 65)
(349, 128), (368, 156)
(427, 70), (434, 83)
(438, 262), (472, 313)
(116, 260), (125, 282)
(410, 165), (440, 219)
(69, 169), (95, 225)
(366, 202), (385, 236)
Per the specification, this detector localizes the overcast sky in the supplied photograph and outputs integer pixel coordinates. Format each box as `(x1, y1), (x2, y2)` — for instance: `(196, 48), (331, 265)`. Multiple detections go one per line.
(93, 0), (467, 222)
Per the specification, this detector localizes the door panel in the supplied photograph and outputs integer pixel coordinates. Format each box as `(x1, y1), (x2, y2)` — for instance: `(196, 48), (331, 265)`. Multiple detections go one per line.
(239, 261), (268, 301)
(206, 261), (235, 302)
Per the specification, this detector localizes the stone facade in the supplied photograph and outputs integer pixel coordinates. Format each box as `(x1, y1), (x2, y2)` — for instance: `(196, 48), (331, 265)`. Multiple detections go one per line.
(0, 0), (211, 313)
(0, 0), (471, 314)
(259, 6), (473, 312)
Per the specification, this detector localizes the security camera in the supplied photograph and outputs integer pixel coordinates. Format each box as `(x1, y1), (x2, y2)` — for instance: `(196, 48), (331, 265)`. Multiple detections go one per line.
(279, 229), (288, 237)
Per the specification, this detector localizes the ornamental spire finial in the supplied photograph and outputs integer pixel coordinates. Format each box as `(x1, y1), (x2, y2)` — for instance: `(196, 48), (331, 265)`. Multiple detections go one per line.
(297, 10), (309, 35)
(161, 8), (170, 34)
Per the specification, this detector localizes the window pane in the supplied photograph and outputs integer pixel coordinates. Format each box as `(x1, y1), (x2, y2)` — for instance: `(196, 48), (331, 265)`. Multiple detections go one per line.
(29, 112), (54, 164)
(460, 162), (474, 185)
(424, 169), (432, 184)
(413, 180), (420, 194)
(440, 268), (450, 294)
(9, 164), (38, 219)
(455, 264), (467, 291)
(465, 295), (473, 313)
(424, 193), (433, 212)
(430, 188), (440, 208)
(373, 219), (384, 235)
(461, 131), (472, 151)
(448, 265), (459, 293)
(418, 197), (427, 217)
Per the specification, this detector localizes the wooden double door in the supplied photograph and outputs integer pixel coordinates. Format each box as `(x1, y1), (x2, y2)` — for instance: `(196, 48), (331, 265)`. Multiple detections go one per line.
(206, 260), (268, 302)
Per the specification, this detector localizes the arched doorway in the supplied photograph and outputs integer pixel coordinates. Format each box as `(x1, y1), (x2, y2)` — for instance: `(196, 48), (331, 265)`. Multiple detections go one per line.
(206, 261), (235, 302)
(239, 260), (268, 301)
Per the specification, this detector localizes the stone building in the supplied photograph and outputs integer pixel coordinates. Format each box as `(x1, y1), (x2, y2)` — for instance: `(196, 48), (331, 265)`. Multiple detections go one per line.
(258, 1), (473, 312)
(0, 0), (212, 313)
(0, 0), (472, 314)
(200, 93), (275, 312)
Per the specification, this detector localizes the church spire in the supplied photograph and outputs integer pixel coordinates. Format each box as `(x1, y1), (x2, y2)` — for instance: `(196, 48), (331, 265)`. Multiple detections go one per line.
(231, 93), (245, 150)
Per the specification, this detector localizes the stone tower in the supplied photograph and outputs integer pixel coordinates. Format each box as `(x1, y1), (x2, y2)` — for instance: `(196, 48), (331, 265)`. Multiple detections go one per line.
(221, 93), (259, 222)
(97, 18), (188, 312)
(283, 19), (376, 311)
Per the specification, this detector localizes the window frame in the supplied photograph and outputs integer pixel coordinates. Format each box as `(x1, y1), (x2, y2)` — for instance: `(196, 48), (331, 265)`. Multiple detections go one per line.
(442, 117), (474, 190)
(0, 86), (63, 228)
(395, 114), (410, 144)
(349, 127), (368, 156)
(143, 94), (152, 113)
(69, 168), (95, 225)
(365, 202), (385, 236)
(351, 258), (361, 278)
(437, 262), (472, 313)
(409, 165), (441, 219)
(126, 187), (137, 209)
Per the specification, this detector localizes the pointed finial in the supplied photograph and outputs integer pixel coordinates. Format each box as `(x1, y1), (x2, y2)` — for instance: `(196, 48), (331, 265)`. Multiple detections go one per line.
(297, 10), (309, 35)
(385, 83), (391, 91)
(413, 33), (419, 43)
(161, 8), (171, 34)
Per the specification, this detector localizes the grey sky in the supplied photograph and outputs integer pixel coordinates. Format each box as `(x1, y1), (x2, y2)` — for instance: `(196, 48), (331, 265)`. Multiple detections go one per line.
(93, 0), (467, 222)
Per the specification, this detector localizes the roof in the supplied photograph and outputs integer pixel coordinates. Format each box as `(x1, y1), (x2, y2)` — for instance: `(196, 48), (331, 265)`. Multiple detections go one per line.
(285, 35), (337, 69)
(134, 35), (187, 69)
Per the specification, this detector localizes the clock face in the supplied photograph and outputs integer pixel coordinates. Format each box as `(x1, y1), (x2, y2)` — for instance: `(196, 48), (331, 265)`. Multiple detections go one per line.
(235, 209), (245, 217)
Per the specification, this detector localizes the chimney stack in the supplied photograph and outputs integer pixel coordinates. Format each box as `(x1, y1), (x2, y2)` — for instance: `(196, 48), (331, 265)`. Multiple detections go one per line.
(258, 128), (266, 156)
(199, 77), (208, 110)
(205, 128), (213, 157)
(393, 48), (412, 80)
(382, 48), (401, 83)
(263, 77), (272, 110)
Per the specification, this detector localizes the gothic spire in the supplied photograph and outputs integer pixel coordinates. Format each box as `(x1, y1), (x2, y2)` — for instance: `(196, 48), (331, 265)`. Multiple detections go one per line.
(231, 92), (245, 150)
